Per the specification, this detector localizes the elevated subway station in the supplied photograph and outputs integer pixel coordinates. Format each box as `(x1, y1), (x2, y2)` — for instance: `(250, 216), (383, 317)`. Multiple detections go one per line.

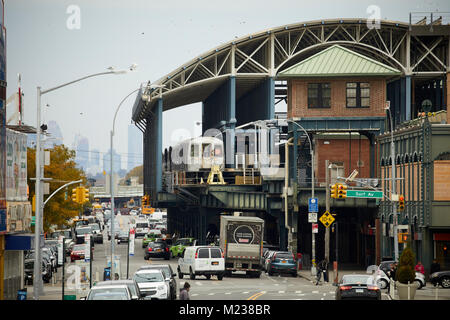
(132, 17), (450, 267)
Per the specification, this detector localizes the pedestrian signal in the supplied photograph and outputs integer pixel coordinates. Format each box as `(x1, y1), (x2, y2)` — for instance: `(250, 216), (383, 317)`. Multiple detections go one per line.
(398, 232), (409, 243)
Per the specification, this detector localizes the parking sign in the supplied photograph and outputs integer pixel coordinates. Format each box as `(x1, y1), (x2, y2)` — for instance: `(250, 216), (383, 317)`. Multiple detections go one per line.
(308, 198), (318, 213)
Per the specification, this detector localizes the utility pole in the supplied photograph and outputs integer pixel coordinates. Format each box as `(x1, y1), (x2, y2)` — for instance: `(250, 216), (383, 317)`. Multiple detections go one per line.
(325, 160), (330, 264)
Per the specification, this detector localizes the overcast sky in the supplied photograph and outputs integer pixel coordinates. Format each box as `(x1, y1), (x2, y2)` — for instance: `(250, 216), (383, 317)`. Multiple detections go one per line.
(5, 0), (449, 169)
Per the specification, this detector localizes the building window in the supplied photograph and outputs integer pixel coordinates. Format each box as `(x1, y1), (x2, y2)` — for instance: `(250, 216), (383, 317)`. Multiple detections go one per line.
(346, 82), (370, 108)
(308, 83), (331, 108)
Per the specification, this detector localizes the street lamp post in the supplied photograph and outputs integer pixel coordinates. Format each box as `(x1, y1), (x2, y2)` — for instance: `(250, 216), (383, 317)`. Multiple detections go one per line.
(284, 119), (315, 275)
(109, 82), (164, 280)
(385, 106), (399, 262)
(33, 67), (131, 300)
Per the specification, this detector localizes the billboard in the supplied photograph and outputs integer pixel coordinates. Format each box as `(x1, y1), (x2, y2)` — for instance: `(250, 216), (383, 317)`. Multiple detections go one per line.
(6, 128), (28, 201)
(0, 0), (5, 233)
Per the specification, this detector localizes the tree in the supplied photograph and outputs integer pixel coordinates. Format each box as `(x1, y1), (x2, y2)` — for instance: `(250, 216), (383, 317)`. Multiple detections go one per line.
(396, 246), (416, 284)
(120, 165), (143, 185)
(27, 144), (87, 231)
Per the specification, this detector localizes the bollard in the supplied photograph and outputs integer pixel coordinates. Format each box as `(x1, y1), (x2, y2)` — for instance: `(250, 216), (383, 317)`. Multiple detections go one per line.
(408, 281), (410, 300)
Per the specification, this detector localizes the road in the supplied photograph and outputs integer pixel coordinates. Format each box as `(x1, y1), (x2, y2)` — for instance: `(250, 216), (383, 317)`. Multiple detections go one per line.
(29, 214), (418, 300)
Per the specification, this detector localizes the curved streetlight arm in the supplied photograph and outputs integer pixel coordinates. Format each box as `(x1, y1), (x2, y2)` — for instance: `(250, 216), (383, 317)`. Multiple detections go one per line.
(43, 179), (83, 207)
(41, 70), (127, 96)
(112, 87), (142, 134)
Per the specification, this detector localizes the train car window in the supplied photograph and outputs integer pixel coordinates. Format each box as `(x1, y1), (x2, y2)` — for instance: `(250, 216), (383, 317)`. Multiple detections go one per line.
(203, 143), (213, 157)
(190, 144), (199, 157)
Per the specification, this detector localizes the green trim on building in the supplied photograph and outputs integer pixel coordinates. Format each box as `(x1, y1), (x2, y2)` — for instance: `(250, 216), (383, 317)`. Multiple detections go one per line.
(278, 45), (401, 78)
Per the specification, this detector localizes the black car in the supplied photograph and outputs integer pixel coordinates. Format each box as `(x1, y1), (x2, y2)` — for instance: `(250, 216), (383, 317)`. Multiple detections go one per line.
(335, 274), (381, 300)
(430, 270), (450, 288)
(24, 258), (52, 284)
(137, 264), (177, 300)
(144, 240), (170, 260)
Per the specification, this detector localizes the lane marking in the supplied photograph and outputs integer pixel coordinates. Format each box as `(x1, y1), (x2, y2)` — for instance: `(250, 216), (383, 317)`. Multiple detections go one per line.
(247, 291), (266, 300)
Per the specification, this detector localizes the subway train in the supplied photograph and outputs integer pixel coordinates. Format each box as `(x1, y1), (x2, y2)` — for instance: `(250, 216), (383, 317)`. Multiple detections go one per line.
(163, 136), (224, 173)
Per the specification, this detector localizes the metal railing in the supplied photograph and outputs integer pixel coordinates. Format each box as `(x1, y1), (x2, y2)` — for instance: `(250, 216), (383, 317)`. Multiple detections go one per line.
(409, 12), (450, 31)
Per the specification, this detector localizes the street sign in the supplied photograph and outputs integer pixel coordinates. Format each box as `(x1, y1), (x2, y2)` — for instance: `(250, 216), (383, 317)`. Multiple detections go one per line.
(308, 198), (318, 212)
(312, 223), (318, 233)
(346, 190), (383, 199)
(319, 211), (335, 228)
(308, 212), (317, 223)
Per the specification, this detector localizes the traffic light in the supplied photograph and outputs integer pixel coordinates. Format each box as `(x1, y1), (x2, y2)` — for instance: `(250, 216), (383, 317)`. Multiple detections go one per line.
(81, 187), (90, 203)
(398, 232), (409, 243)
(337, 183), (347, 199)
(398, 195), (405, 211)
(330, 184), (338, 198)
(142, 195), (149, 206)
(72, 188), (79, 203)
(32, 195), (36, 212)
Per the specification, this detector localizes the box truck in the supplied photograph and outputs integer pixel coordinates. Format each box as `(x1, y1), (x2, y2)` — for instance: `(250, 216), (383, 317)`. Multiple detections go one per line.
(219, 215), (264, 278)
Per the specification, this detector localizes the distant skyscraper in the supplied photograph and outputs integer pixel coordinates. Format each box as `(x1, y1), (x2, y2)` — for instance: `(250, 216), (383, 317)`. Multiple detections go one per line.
(74, 134), (89, 171)
(47, 120), (64, 147)
(87, 148), (101, 175)
(127, 124), (143, 171)
(103, 148), (122, 173)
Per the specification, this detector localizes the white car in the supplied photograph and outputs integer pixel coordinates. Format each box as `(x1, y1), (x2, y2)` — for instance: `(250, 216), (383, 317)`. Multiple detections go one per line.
(374, 263), (426, 289)
(85, 285), (132, 300)
(177, 246), (225, 280)
(133, 269), (169, 300)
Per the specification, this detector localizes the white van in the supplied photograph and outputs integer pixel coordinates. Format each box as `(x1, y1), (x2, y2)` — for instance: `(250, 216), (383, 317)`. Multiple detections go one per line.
(177, 246), (225, 280)
(135, 220), (150, 238)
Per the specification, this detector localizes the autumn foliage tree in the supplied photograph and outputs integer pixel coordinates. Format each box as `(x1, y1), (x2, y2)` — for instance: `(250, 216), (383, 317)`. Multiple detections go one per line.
(27, 144), (87, 232)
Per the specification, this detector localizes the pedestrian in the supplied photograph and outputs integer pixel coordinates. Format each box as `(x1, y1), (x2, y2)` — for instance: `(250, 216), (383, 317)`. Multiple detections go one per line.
(179, 282), (190, 300)
(430, 259), (440, 275)
(386, 263), (396, 294)
(415, 261), (425, 275)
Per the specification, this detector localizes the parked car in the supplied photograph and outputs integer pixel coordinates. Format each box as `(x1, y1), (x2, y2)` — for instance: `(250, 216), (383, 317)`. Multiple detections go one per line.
(132, 269), (169, 300)
(335, 274), (381, 300)
(170, 237), (197, 258)
(142, 230), (162, 248)
(26, 250), (54, 279)
(430, 270), (450, 288)
(85, 285), (132, 300)
(177, 246), (225, 280)
(48, 229), (75, 255)
(24, 258), (51, 284)
(42, 247), (57, 273)
(267, 251), (298, 277)
(137, 264), (177, 300)
(117, 230), (130, 244)
(144, 240), (170, 260)
(374, 260), (425, 289)
(93, 280), (143, 300)
(89, 223), (103, 244)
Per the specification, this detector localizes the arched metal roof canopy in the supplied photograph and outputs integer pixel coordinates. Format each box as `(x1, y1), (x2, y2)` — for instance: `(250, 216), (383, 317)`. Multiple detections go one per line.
(132, 18), (449, 126)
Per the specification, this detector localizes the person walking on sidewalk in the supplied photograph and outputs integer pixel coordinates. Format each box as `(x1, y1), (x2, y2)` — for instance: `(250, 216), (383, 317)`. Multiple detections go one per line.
(179, 282), (190, 300)
(315, 259), (328, 285)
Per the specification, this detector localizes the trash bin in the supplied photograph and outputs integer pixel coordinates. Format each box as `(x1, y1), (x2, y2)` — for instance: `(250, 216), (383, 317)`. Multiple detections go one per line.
(103, 267), (111, 281)
(17, 288), (27, 300)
